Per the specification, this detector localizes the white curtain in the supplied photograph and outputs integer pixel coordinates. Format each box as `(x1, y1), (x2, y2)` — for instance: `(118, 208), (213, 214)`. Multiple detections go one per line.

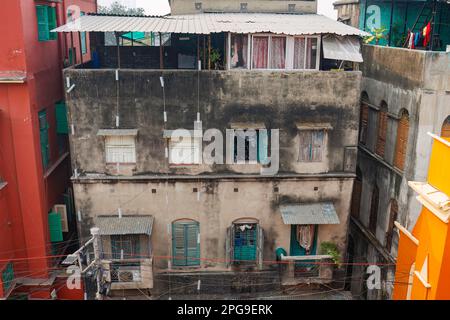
(297, 225), (315, 254)
(293, 37), (306, 69)
(270, 37), (286, 69)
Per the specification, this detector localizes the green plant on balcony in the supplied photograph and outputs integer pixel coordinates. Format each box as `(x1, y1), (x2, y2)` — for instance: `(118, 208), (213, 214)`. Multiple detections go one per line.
(319, 242), (341, 267)
(210, 48), (222, 70)
(364, 27), (387, 45)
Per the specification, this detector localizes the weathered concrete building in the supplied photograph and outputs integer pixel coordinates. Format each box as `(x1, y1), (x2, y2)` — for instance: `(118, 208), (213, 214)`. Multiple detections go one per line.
(347, 44), (450, 299)
(55, 6), (367, 298)
(169, 0), (317, 15)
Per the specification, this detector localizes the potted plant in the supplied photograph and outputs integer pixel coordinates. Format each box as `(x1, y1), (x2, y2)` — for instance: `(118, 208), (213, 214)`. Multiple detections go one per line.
(210, 48), (221, 70)
(364, 27), (387, 45)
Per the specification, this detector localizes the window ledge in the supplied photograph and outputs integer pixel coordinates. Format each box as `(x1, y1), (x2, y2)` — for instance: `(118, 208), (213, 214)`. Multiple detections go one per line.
(0, 181), (7, 191)
(44, 152), (69, 179)
(359, 144), (404, 177)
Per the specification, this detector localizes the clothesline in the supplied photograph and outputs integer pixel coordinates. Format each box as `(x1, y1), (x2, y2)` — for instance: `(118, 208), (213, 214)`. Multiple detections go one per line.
(405, 21), (432, 49)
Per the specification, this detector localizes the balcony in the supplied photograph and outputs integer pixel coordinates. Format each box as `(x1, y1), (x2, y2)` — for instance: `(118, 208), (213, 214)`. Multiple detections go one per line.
(102, 258), (153, 290)
(55, 13), (366, 72)
(279, 254), (335, 285)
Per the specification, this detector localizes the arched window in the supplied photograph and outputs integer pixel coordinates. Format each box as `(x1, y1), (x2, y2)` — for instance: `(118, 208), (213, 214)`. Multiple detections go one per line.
(386, 199), (398, 251)
(172, 219), (200, 267)
(369, 185), (379, 234)
(350, 167), (363, 219)
(376, 101), (388, 157)
(441, 116), (450, 138)
(394, 109), (410, 171)
(360, 92), (369, 145)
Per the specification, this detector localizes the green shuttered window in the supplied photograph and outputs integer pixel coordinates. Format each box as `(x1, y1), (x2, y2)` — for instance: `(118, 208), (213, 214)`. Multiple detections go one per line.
(55, 101), (68, 134)
(2, 262), (14, 296)
(80, 12), (87, 54)
(38, 110), (50, 169)
(172, 221), (200, 267)
(233, 224), (257, 262)
(36, 5), (57, 41)
(48, 212), (63, 242)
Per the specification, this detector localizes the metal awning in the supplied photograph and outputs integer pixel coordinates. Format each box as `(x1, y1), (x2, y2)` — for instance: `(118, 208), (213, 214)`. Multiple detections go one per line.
(322, 34), (363, 62)
(96, 215), (154, 236)
(0, 71), (27, 83)
(52, 13), (369, 37)
(280, 202), (340, 225)
(97, 129), (138, 136)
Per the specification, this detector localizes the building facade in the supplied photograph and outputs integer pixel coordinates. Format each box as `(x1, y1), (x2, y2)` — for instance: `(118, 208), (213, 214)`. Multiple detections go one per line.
(55, 6), (367, 298)
(169, 0), (317, 15)
(393, 133), (450, 300)
(346, 44), (450, 300)
(0, 0), (96, 300)
(334, 0), (450, 50)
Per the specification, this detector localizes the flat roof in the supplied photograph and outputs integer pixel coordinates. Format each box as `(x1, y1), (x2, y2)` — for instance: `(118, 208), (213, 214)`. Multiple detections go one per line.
(52, 13), (369, 37)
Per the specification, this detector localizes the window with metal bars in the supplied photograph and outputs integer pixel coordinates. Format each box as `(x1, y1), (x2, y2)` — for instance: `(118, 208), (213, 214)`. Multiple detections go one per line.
(111, 235), (141, 260)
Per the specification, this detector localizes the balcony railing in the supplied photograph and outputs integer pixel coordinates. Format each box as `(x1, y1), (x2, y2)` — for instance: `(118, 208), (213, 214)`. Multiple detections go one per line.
(101, 257), (153, 290)
(279, 254), (335, 285)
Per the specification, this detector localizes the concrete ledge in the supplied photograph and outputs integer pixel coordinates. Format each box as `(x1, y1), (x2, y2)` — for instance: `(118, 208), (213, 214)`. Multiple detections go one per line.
(72, 172), (357, 183)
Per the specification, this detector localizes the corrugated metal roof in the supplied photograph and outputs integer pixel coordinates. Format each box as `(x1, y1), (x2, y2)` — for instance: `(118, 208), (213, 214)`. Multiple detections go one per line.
(96, 215), (154, 235)
(97, 129), (138, 136)
(280, 202), (340, 225)
(52, 13), (369, 37)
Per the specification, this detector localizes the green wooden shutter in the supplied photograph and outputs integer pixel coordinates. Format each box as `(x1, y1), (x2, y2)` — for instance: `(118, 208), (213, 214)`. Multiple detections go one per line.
(80, 12), (87, 54)
(36, 5), (49, 41)
(172, 221), (200, 266)
(38, 110), (50, 169)
(186, 223), (200, 266)
(55, 101), (68, 134)
(2, 262), (14, 296)
(47, 6), (57, 40)
(48, 212), (63, 242)
(172, 222), (186, 266)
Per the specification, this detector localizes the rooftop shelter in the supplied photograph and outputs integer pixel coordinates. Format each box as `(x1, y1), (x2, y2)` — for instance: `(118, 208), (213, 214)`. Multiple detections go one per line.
(53, 13), (369, 71)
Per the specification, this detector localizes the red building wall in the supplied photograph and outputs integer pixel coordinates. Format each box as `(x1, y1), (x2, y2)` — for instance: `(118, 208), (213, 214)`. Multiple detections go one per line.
(0, 0), (96, 299)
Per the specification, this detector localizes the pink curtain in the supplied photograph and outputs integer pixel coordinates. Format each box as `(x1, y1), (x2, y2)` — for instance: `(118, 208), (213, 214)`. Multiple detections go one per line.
(270, 37), (286, 69)
(294, 38), (306, 69)
(252, 37), (268, 69)
(231, 34), (248, 68)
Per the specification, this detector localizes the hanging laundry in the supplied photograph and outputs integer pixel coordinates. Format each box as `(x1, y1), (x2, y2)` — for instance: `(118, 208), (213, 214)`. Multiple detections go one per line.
(423, 22), (432, 47)
(408, 31), (415, 49)
(414, 32), (420, 47)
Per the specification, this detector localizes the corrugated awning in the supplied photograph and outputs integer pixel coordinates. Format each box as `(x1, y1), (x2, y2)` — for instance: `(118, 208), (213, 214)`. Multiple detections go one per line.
(322, 34), (363, 62)
(0, 71), (27, 83)
(97, 129), (138, 136)
(52, 13), (369, 37)
(280, 202), (340, 225)
(96, 215), (154, 235)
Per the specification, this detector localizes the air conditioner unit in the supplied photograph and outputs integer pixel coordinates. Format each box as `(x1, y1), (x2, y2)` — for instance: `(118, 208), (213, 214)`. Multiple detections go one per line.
(117, 268), (141, 282)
